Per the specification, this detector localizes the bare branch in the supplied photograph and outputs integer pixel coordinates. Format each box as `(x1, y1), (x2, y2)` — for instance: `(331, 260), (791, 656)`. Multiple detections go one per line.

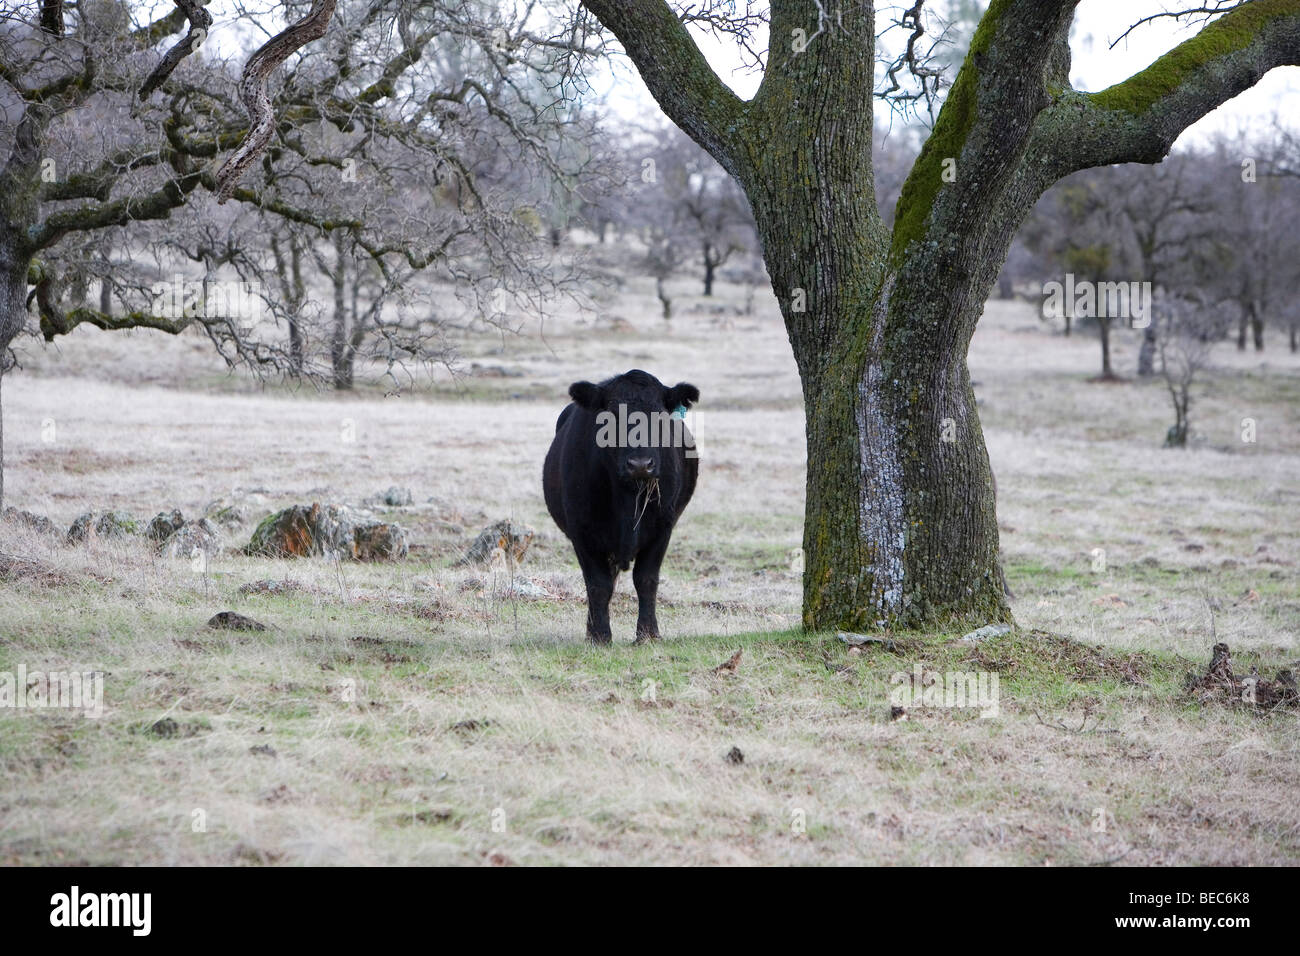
(215, 0), (338, 203)
(1073, 1), (1300, 169)
(579, 0), (748, 175)
(139, 0), (214, 101)
(1109, 2), (1247, 50)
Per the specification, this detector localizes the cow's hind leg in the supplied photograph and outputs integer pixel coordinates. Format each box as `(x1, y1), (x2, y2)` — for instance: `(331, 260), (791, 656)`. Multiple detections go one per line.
(575, 545), (616, 645)
(632, 534), (671, 644)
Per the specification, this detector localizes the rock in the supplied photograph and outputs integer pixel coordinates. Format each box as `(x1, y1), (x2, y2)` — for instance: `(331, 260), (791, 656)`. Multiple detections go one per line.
(381, 486), (413, 507)
(67, 510), (139, 544)
(164, 518), (221, 558)
(353, 523), (409, 561)
(960, 622), (1013, 643)
(724, 746), (744, 765)
(204, 489), (272, 529)
(837, 632), (899, 655)
(205, 501), (247, 529)
(454, 520), (534, 567)
(140, 511), (221, 558)
(208, 611), (267, 631)
(146, 510), (186, 542)
(2, 508), (56, 536)
(147, 718), (180, 738)
(245, 503), (355, 559)
(245, 504), (407, 562)
(503, 579), (551, 600)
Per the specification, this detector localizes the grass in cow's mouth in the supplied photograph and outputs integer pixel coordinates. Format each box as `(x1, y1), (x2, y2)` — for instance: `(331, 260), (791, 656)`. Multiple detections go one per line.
(633, 477), (661, 529)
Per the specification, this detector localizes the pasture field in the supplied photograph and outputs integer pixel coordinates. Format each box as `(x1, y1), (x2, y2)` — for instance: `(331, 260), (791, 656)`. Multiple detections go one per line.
(1, 271), (1298, 866)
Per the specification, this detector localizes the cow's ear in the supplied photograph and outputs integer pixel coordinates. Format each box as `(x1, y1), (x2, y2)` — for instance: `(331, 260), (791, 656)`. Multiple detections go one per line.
(665, 382), (700, 411)
(569, 381), (603, 410)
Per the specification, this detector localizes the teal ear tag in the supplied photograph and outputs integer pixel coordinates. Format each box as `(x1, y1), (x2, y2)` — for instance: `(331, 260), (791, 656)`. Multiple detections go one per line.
(672, 405), (687, 420)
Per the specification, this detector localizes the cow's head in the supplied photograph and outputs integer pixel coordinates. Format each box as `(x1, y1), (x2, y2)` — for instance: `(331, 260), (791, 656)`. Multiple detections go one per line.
(569, 369), (699, 483)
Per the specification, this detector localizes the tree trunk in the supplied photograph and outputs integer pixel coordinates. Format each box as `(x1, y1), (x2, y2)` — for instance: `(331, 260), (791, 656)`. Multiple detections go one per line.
(330, 232), (352, 390)
(748, 169), (1010, 630)
(272, 234), (306, 377)
(1137, 326), (1157, 377)
(1290, 322), (1297, 353)
(0, 370), (5, 512)
(1098, 317), (1113, 378)
(0, 239), (31, 513)
(728, 0), (1025, 631)
(702, 244), (716, 296)
(655, 276), (671, 320)
(1250, 302), (1264, 351)
(1166, 382), (1189, 447)
(288, 240), (304, 376)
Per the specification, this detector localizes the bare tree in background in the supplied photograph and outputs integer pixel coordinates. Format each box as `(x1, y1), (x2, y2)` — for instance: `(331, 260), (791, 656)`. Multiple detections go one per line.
(1154, 290), (1228, 448)
(669, 132), (756, 296)
(0, 0), (605, 502)
(1108, 156), (1208, 376)
(1203, 129), (1300, 353)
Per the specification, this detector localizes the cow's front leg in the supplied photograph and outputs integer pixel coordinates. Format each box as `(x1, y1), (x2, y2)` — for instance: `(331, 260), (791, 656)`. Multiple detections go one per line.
(575, 546), (616, 644)
(632, 534), (671, 644)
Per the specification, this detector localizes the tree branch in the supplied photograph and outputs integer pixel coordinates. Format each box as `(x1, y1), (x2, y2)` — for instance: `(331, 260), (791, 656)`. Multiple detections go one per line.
(1071, 0), (1300, 168)
(215, 0), (337, 202)
(27, 167), (203, 251)
(579, 0), (748, 174)
(139, 0), (214, 100)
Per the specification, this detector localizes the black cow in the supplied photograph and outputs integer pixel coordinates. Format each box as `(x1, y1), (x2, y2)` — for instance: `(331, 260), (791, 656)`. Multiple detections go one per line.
(543, 369), (699, 644)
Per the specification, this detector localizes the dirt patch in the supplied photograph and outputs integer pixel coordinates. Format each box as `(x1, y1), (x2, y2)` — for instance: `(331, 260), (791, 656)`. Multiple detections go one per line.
(0, 552), (70, 587)
(1184, 643), (1298, 712)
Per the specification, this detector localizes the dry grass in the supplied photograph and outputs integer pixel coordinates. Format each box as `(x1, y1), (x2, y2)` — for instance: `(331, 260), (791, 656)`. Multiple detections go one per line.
(1, 270), (1298, 866)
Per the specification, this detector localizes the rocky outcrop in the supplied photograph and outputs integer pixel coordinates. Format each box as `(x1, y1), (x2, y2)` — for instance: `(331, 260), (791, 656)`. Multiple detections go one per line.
(454, 520), (534, 567)
(354, 523), (409, 561)
(2, 508), (56, 536)
(245, 502), (408, 562)
(67, 510), (139, 544)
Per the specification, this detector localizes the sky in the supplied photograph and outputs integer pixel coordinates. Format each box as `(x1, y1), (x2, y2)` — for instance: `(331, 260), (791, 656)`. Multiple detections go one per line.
(601, 1), (1300, 146)
(172, 0), (1298, 147)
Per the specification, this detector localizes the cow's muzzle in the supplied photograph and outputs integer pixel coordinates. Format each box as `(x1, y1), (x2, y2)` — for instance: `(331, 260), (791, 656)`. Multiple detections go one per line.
(624, 456), (656, 481)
